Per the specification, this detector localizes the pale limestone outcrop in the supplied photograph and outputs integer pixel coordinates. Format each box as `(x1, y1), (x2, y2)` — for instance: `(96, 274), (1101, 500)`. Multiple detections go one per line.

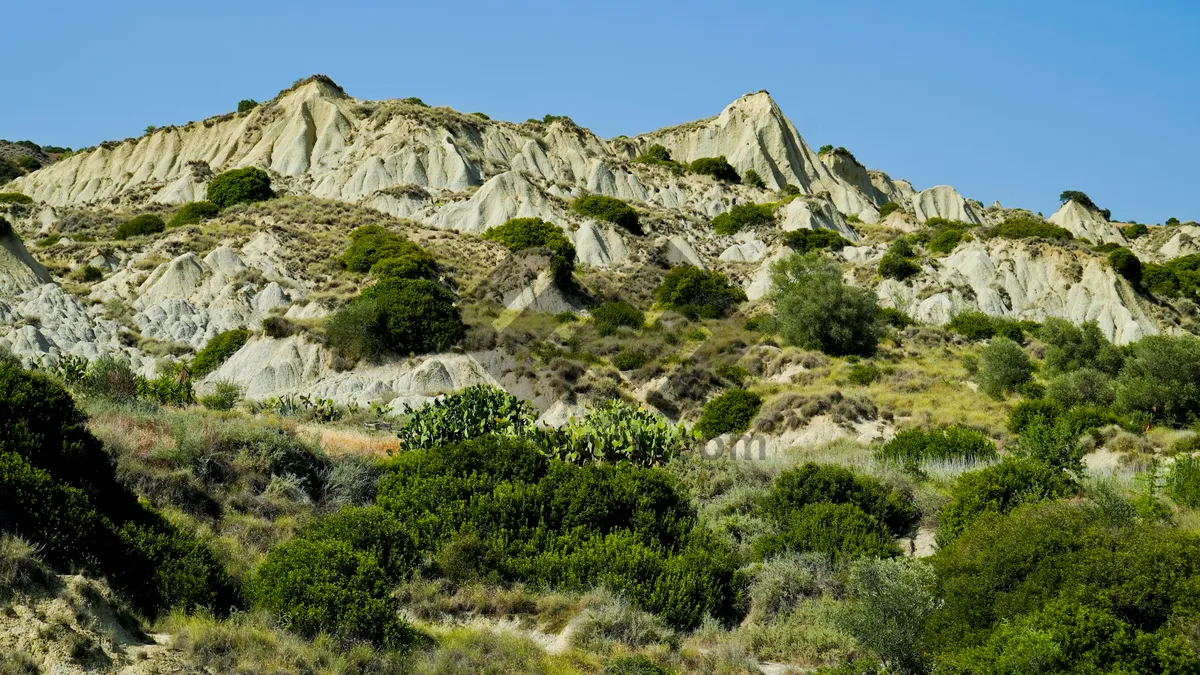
(911, 185), (985, 224)
(1048, 200), (1126, 245)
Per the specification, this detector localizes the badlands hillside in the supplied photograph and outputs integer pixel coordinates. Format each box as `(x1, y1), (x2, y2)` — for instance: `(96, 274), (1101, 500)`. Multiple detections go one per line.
(6, 75), (1200, 673)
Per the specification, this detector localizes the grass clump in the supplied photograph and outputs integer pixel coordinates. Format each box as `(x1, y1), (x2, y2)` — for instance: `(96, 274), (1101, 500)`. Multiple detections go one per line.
(168, 201), (220, 228)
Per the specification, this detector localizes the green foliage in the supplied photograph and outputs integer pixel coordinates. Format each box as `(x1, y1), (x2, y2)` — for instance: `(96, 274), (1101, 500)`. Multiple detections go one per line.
(1125, 222), (1149, 238)
(483, 218), (576, 285)
(936, 458), (1076, 546)
(1007, 399), (1063, 435)
(695, 389), (762, 439)
(993, 217), (1072, 241)
(199, 381), (242, 411)
(1044, 368), (1116, 410)
(929, 501), (1200, 670)
(395, 385), (536, 450)
(688, 156), (740, 183)
(818, 145), (834, 155)
(248, 537), (416, 647)
(334, 278), (465, 359)
(1138, 253), (1200, 300)
(342, 225), (436, 280)
(0, 361), (236, 616)
(79, 355), (142, 400)
(1166, 455), (1200, 508)
(877, 426), (997, 466)
(742, 169), (766, 189)
(878, 201), (900, 218)
(1058, 190), (1100, 212)
(782, 227), (850, 253)
(847, 361), (880, 385)
(1010, 416), (1087, 473)
(924, 219), (973, 254)
(634, 144), (686, 173)
(114, 214), (165, 240)
(877, 307), (913, 328)
(976, 337), (1033, 398)
(1108, 247), (1142, 284)
(763, 463), (918, 537)
(612, 349), (651, 371)
(1115, 334), (1200, 426)
(711, 203), (775, 235)
(237, 99), (258, 112)
(592, 301), (645, 336)
(771, 253), (881, 357)
(69, 265), (103, 282)
(376, 436), (737, 629)
(205, 167), (273, 209)
(541, 399), (693, 467)
(191, 328), (250, 377)
(835, 558), (935, 675)
(1037, 318), (1126, 375)
(755, 502), (901, 560)
(571, 195), (641, 234)
(167, 201), (220, 228)
(0, 193), (33, 204)
(877, 238), (921, 280)
(655, 266), (746, 320)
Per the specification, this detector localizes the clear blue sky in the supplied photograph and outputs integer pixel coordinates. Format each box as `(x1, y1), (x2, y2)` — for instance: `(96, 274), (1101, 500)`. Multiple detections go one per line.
(2, 0), (1196, 223)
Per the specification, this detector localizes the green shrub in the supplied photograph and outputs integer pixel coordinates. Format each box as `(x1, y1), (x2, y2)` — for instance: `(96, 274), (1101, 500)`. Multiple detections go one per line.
(926, 224), (969, 254)
(993, 217), (1072, 241)
(835, 557), (936, 675)
(1007, 399), (1063, 434)
(763, 463), (918, 536)
(936, 458), (1075, 546)
(1108, 247), (1142, 284)
(483, 218), (576, 285)
(191, 329), (250, 377)
(711, 203), (775, 235)
(1044, 368), (1115, 410)
(540, 400), (692, 467)
(571, 195), (641, 234)
(80, 355), (142, 400)
(395, 385), (536, 450)
(877, 426), (997, 466)
(848, 361), (880, 385)
(0, 193), (33, 204)
(1037, 318), (1125, 375)
(300, 506), (418, 579)
(592, 301), (645, 336)
(69, 265), (103, 282)
(878, 201), (900, 219)
(205, 167), (273, 209)
(975, 337), (1033, 398)
(237, 99), (258, 112)
(755, 503), (900, 560)
(248, 537), (416, 647)
(696, 389), (762, 439)
(639, 144), (672, 163)
(324, 301), (388, 364)
(877, 252), (920, 281)
(742, 169), (766, 189)
(655, 266), (746, 320)
(1115, 334), (1200, 426)
(1167, 455), (1200, 508)
(345, 278), (465, 358)
(114, 214), (165, 240)
(141, 371), (195, 407)
(783, 228), (850, 253)
(1124, 223), (1149, 239)
(689, 156), (740, 183)
(199, 381), (242, 410)
(947, 311), (997, 341)
(771, 253), (881, 357)
(343, 225), (436, 279)
(612, 349), (651, 371)
(167, 201), (220, 228)
(1058, 190), (1101, 212)
(877, 307), (913, 329)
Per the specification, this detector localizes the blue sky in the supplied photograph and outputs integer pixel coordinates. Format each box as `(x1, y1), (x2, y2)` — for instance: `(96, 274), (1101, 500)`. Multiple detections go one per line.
(2, 0), (1196, 223)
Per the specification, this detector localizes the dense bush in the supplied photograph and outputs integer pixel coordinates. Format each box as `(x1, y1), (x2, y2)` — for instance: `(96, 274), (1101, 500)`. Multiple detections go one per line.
(1037, 318), (1125, 375)
(395, 385), (536, 450)
(342, 225), (436, 280)
(191, 328), (250, 377)
(877, 238), (920, 281)
(237, 99), (258, 112)
(571, 195), (641, 234)
(79, 355), (142, 400)
(1115, 334), (1200, 426)
(167, 201), (220, 228)
(742, 169), (766, 189)
(592, 300), (645, 336)
(114, 214), (165, 240)
(695, 389), (762, 439)
(1044, 368), (1115, 410)
(771, 253), (881, 357)
(783, 227), (850, 253)
(199, 381), (242, 410)
(936, 458), (1076, 546)
(483, 218), (576, 285)
(975, 337), (1033, 398)
(877, 426), (997, 466)
(1124, 222), (1149, 239)
(847, 361), (880, 385)
(763, 463), (918, 537)
(328, 278), (464, 361)
(929, 501), (1200, 670)
(1058, 190), (1101, 212)
(375, 436), (738, 629)
(612, 349), (651, 371)
(655, 266), (746, 320)
(0, 192), (33, 205)
(634, 144), (686, 173)
(993, 217), (1072, 241)
(1007, 399), (1063, 434)
(205, 167), (273, 208)
(689, 156), (740, 182)
(1108, 247), (1142, 284)
(923, 218), (973, 254)
(541, 399), (693, 467)
(0, 361), (236, 616)
(878, 201), (900, 218)
(755, 502), (900, 561)
(711, 203), (775, 235)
